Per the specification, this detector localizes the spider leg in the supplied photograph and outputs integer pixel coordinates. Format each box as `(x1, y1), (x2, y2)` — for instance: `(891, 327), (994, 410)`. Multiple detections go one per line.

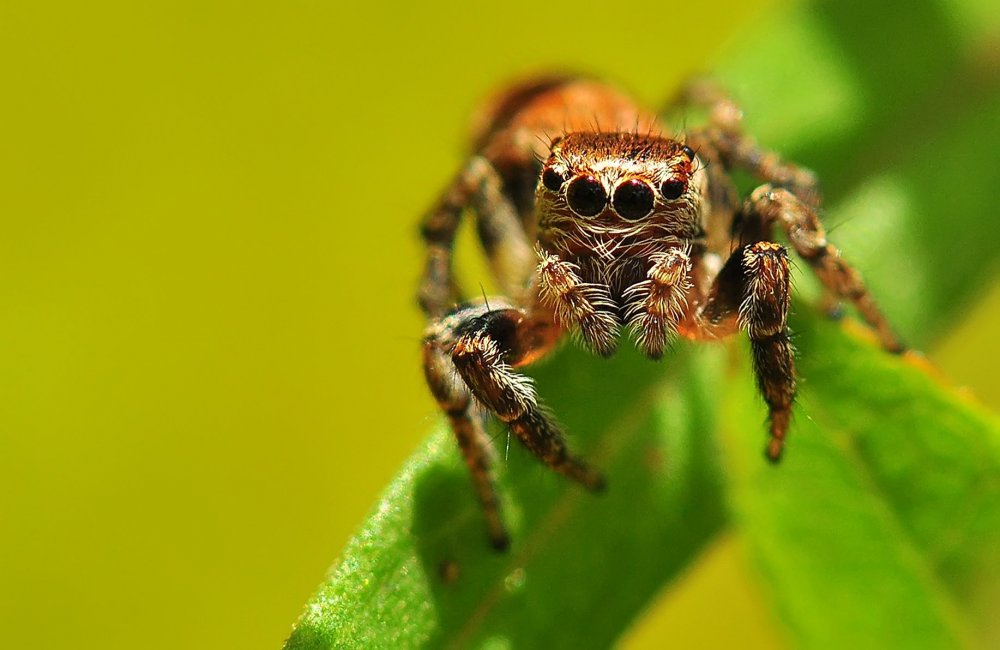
(745, 185), (905, 353)
(683, 86), (902, 351)
(423, 301), (604, 548)
(419, 156), (533, 319)
(469, 161), (535, 298)
(690, 242), (796, 462)
(681, 81), (820, 209)
(450, 306), (605, 489)
(423, 323), (509, 550)
(624, 247), (694, 359)
(536, 250), (620, 357)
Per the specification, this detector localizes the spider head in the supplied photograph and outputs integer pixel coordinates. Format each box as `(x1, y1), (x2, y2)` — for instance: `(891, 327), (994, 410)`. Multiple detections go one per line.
(536, 133), (704, 254)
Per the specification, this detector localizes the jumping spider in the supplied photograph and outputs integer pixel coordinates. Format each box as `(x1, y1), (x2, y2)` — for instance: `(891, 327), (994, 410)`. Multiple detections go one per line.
(419, 76), (903, 550)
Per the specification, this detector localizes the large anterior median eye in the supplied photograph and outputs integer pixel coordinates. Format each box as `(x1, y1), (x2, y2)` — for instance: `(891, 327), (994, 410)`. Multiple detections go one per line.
(566, 175), (607, 217)
(612, 179), (655, 220)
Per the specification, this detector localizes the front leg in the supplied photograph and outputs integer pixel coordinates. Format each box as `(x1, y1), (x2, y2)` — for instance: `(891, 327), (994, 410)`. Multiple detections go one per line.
(740, 242), (797, 463)
(423, 301), (605, 548)
(536, 249), (620, 357)
(450, 306), (606, 491)
(423, 316), (509, 550)
(691, 242), (796, 462)
(624, 247), (693, 359)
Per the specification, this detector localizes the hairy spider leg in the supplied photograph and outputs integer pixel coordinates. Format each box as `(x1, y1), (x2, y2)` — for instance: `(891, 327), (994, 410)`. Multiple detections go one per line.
(422, 321), (509, 549)
(423, 302), (605, 547)
(745, 185), (905, 353)
(740, 242), (797, 462)
(419, 156), (533, 319)
(448, 305), (604, 489)
(679, 82), (821, 208)
(688, 241), (796, 462)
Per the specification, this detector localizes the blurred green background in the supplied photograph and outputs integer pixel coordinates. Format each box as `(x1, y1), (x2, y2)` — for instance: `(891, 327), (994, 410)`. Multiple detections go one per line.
(1, 1), (997, 648)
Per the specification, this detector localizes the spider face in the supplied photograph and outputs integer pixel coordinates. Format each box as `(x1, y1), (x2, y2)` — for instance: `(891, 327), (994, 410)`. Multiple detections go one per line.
(536, 132), (705, 257)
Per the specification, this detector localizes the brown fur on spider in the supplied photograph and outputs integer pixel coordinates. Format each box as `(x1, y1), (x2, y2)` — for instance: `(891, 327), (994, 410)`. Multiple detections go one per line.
(419, 76), (904, 551)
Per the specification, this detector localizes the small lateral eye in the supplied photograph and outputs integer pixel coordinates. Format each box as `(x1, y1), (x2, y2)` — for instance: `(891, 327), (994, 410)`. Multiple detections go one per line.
(566, 175), (607, 217)
(542, 166), (567, 192)
(612, 179), (655, 221)
(681, 145), (695, 160)
(660, 179), (686, 201)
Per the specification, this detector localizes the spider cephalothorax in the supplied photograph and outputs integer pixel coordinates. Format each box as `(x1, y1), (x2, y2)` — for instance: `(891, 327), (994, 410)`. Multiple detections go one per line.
(418, 76), (903, 550)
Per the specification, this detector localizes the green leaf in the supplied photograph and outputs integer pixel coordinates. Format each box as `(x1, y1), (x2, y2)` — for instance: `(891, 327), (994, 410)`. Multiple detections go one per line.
(286, 1), (1000, 648)
(721, 310), (1000, 649)
(285, 345), (729, 648)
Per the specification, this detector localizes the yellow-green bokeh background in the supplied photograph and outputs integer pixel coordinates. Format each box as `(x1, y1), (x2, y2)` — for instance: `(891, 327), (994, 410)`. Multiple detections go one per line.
(2, 2), (998, 648)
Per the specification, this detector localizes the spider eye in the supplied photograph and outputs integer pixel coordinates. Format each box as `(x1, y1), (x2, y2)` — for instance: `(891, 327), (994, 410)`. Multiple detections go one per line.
(681, 145), (695, 160)
(542, 166), (567, 192)
(566, 175), (607, 217)
(612, 179), (655, 221)
(660, 179), (687, 201)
